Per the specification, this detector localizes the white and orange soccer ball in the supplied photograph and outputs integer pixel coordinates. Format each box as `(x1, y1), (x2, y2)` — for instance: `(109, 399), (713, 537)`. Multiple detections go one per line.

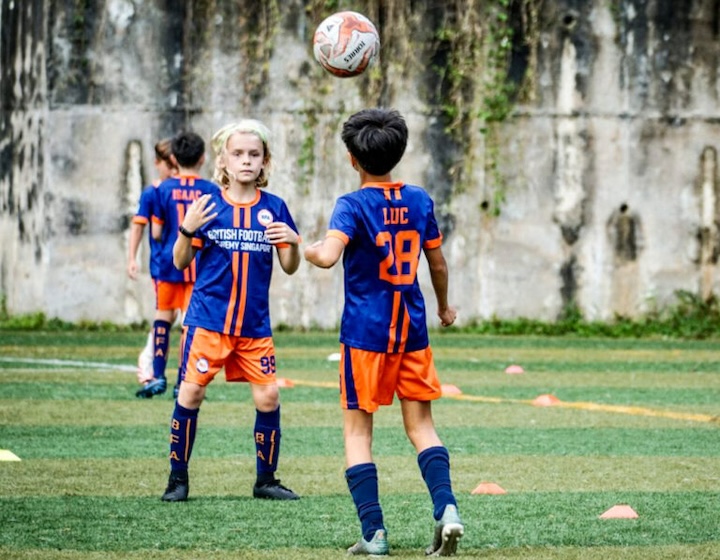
(312, 11), (380, 78)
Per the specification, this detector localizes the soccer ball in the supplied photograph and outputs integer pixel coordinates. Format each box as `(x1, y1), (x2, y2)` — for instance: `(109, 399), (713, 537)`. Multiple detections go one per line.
(312, 11), (380, 78)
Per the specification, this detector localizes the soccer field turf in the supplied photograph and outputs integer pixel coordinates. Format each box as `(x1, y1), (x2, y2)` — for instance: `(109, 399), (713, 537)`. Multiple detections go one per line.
(0, 330), (718, 559)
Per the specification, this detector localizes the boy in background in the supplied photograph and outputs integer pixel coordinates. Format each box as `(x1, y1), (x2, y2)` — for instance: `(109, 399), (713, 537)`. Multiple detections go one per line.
(304, 108), (464, 556)
(127, 138), (178, 388)
(136, 131), (217, 398)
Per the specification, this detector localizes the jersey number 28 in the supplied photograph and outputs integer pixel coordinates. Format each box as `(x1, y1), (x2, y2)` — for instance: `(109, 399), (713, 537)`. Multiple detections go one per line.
(376, 230), (420, 286)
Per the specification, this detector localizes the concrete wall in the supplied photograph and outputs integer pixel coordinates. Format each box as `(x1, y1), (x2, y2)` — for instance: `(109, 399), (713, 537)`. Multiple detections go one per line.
(2, 0), (720, 327)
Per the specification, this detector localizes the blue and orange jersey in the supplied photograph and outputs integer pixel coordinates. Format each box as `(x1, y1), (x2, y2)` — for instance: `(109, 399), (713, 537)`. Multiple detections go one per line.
(132, 181), (161, 279)
(327, 181), (443, 353)
(152, 175), (219, 283)
(184, 188), (300, 338)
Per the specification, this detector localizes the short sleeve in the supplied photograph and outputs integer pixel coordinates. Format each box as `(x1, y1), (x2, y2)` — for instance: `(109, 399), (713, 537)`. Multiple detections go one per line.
(327, 196), (357, 241)
(423, 196), (442, 249)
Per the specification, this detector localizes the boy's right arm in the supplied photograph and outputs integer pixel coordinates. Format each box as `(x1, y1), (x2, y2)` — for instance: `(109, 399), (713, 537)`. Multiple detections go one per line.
(127, 222), (145, 280)
(304, 236), (345, 268)
(173, 194), (217, 270)
(173, 234), (195, 270)
(425, 246), (457, 327)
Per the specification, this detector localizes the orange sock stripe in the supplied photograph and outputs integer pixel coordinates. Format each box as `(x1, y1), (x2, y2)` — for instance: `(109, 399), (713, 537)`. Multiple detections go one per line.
(268, 429), (276, 467)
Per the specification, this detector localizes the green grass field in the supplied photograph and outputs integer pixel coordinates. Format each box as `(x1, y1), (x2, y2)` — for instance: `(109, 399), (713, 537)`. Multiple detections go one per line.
(1, 330), (718, 559)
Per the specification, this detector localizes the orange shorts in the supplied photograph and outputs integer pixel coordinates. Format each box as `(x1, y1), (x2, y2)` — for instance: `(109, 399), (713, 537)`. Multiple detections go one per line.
(155, 280), (193, 312)
(339, 344), (441, 412)
(181, 326), (277, 387)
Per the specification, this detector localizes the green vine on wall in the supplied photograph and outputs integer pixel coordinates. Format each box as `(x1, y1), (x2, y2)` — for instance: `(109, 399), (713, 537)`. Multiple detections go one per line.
(480, 0), (542, 216)
(480, 2), (515, 127)
(479, 0), (515, 216)
(71, 0), (90, 68)
(426, 0), (532, 213)
(240, 0), (280, 105)
(422, 1), (481, 203)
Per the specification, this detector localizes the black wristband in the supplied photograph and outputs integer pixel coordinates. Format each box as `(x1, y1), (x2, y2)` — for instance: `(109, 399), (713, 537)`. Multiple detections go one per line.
(178, 225), (195, 238)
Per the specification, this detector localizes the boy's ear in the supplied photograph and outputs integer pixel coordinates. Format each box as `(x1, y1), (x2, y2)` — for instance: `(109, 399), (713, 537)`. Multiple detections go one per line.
(198, 153), (206, 167)
(347, 152), (359, 171)
(170, 154), (180, 168)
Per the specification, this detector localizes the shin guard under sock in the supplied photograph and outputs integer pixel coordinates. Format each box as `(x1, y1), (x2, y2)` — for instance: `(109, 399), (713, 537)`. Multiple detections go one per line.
(346, 462), (384, 541)
(254, 406), (281, 478)
(169, 402), (199, 472)
(418, 446), (457, 520)
(152, 319), (171, 380)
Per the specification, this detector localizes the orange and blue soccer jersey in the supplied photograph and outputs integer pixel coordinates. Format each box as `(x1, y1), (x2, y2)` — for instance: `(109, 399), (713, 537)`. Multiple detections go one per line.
(151, 175), (218, 283)
(184, 188), (299, 337)
(327, 181), (443, 354)
(132, 182), (162, 279)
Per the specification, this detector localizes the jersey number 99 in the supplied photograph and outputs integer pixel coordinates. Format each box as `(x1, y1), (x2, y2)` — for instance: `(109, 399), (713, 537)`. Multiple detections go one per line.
(260, 355), (276, 375)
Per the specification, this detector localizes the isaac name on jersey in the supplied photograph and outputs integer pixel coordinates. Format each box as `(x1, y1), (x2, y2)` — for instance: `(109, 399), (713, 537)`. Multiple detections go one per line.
(152, 176), (219, 283)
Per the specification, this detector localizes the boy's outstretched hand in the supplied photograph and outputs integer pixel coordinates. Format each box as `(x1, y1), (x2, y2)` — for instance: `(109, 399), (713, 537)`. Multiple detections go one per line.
(182, 194), (218, 233)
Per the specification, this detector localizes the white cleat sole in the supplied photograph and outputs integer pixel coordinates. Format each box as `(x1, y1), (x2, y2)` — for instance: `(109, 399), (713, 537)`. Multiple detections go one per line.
(429, 522), (464, 556)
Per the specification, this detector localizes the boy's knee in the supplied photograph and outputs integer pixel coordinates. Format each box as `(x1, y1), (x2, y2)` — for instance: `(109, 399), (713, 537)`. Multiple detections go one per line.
(253, 385), (280, 411)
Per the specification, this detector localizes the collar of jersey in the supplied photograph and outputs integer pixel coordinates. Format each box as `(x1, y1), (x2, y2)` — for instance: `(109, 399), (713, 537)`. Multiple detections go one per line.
(221, 187), (260, 207)
(361, 181), (404, 189)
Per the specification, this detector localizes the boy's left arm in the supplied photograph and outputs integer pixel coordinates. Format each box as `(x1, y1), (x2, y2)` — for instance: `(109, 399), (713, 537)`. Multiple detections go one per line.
(424, 246), (457, 327)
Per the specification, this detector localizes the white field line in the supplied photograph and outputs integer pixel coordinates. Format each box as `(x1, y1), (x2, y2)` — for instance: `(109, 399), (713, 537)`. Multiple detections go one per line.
(0, 356), (136, 372)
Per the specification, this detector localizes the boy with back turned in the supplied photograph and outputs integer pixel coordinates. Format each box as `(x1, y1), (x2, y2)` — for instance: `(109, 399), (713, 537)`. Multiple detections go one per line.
(139, 131), (218, 398)
(304, 108), (464, 557)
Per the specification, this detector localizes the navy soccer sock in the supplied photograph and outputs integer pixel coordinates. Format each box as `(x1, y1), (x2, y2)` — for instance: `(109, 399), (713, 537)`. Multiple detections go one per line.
(254, 406), (281, 483)
(169, 402), (199, 473)
(346, 462), (385, 541)
(152, 319), (171, 380)
(418, 446), (457, 520)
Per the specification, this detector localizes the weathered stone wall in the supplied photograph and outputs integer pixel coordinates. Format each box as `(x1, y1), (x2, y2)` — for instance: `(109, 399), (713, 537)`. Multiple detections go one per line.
(2, 0), (720, 327)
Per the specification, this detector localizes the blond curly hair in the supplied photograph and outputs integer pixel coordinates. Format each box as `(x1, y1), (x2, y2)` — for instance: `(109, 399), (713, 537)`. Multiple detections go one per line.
(211, 120), (272, 189)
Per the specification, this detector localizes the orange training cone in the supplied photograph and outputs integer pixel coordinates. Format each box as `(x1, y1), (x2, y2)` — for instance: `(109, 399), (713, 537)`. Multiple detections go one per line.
(532, 394), (561, 407)
(599, 505), (638, 519)
(276, 378), (295, 388)
(471, 482), (507, 495)
(441, 384), (462, 396)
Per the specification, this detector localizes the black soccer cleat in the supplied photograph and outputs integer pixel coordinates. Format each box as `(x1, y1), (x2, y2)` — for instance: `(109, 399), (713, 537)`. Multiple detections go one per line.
(161, 471), (189, 502)
(136, 376), (167, 399)
(252, 479), (300, 500)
